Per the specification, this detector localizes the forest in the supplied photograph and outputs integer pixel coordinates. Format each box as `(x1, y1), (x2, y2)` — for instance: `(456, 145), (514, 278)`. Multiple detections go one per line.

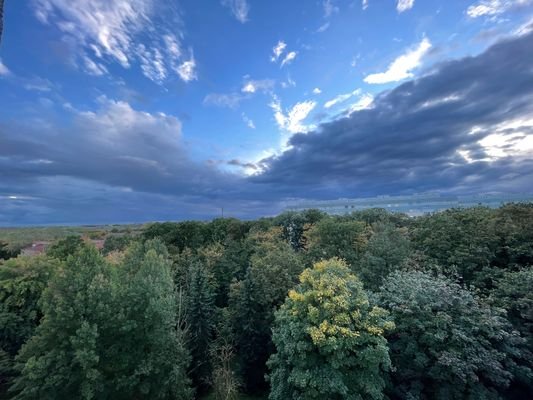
(1, 204), (532, 400)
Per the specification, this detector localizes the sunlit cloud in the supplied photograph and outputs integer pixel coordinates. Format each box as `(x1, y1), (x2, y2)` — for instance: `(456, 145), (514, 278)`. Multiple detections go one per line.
(280, 51), (297, 67)
(397, 0), (415, 13)
(364, 37), (431, 84)
(467, 0), (533, 18)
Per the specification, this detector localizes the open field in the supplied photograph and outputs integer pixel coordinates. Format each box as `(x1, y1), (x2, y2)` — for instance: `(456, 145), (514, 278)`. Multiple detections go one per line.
(0, 224), (145, 251)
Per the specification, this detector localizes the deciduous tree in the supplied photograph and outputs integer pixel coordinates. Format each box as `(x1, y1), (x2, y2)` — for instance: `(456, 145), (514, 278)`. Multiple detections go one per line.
(268, 258), (393, 400)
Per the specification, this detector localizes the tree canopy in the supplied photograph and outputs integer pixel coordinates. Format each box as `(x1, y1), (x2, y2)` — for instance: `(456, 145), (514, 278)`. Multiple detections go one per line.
(268, 258), (393, 400)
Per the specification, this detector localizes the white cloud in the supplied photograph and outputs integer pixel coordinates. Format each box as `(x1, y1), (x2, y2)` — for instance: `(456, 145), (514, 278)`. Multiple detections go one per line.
(364, 37), (431, 84)
(467, 0), (533, 18)
(83, 56), (108, 76)
(76, 96), (183, 155)
(242, 113), (256, 129)
(163, 34), (182, 58)
(324, 89), (362, 109)
(362, 0), (369, 10)
(514, 16), (533, 35)
(397, 0), (415, 13)
(221, 0), (250, 23)
(204, 93), (244, 109)
(348, 93), (374, 113)
(269, 96), (317, 134)
(313, 87), (322, 94)
(241, 78), (275, 93)
(33, 0), (196, 84)
(136, 45), (167, 82)
(271, 41), (297, 67)
(271, 41), (287, 62)
(281, 51), (297, 67)
(176, 56), (197, 82)
(0, 59), (11, 76)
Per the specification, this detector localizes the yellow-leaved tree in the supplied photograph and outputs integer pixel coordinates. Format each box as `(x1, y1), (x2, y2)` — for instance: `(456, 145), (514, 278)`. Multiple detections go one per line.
(267, 258), (394, 400)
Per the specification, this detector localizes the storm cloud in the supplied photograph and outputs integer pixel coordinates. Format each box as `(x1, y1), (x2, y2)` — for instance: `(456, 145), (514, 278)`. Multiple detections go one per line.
(1, 32), (533, 224)
(255, 31), (533, 199)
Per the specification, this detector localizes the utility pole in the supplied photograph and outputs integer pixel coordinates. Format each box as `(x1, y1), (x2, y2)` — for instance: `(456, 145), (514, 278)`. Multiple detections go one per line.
(0, 0), (4, 47)
(221, 207), (224, 218)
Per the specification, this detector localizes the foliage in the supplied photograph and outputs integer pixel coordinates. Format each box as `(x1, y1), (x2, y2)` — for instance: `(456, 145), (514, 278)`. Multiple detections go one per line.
(492, 204), (533, 269)
(349, 208), (410, 227)
(0, 256), (59, 395)
(102, 234), (134, 255)
(411, 207), (498, 288)
(356, 222), (410, 290)
(10, 242), (192, 400)
(186, 259), (216, 393)
(210, 240), (253, 308)
(142, 221), (206, 254)
(306, 218), (368, 267)
(0, 241), (19, 261)
(208, 218), (250, 244)
(4, 204), (533, 399)
(274, 210), (325, 252)
(267, 258), (393, 400)
(490, 267), (533, 351)
(0, 225), (143, 252)
(46, 235), (85, 260)
(377, 270), (532, 400)
(230, 233), (303, 392)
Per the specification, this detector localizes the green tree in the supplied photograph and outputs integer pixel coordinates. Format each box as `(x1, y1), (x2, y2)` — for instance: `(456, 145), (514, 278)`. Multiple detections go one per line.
(207, 218), (250, 244)
(11, 242), (192, 400)
(230, 234), (304, 392)
(143, 221), (209, 254)
(0, 255), (59, 395)
(185, 260), (216, 393)
(210, 239), (252, 308)
(119, 240), (192, 399)
(46, 235), (85, 260)
(492, 204), (533, 269)
(306, 218), (368, 268)
(102, 235), (133, 255)
(349, 208), (410, 227)
(275, 212), (309, 252)
(209, 308), (240, 400)
(357, 223), (410, 290)
(490, 267), (533, 352)
(267, 258), (393, 400)
(0, 241), (19, 261)
(377, 270), (532, 400)
(411, 207), (498, 289)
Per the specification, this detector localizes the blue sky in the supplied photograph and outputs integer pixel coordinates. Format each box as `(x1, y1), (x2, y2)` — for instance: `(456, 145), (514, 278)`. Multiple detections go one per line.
(1, 0), (533, 225)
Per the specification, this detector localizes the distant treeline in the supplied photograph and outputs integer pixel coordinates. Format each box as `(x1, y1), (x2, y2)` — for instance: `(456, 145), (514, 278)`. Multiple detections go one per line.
(1, 204), (532, 399)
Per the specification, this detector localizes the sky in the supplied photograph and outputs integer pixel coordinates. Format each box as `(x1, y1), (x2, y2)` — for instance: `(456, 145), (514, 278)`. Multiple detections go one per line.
(1, 0), (533, 225)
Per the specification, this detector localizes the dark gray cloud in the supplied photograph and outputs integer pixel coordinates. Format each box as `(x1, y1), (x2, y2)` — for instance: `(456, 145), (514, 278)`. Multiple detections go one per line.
(254, 31), (533, 199)
(1, 32), (533, 225)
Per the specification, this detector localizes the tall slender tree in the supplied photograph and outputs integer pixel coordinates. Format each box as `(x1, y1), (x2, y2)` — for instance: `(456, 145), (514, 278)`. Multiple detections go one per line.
(185, 260), (216, 393)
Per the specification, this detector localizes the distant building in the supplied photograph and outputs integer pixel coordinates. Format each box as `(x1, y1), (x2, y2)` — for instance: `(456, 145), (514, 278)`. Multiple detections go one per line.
(21, 241), (51, 256)
(285, 193), (533, 216)
(20, 238), (106, 257)
(89, 239), (105, 250)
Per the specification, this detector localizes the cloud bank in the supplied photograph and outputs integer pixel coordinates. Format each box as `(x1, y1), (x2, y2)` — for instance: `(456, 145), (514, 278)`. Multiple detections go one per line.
(2, 32), (533, 224)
